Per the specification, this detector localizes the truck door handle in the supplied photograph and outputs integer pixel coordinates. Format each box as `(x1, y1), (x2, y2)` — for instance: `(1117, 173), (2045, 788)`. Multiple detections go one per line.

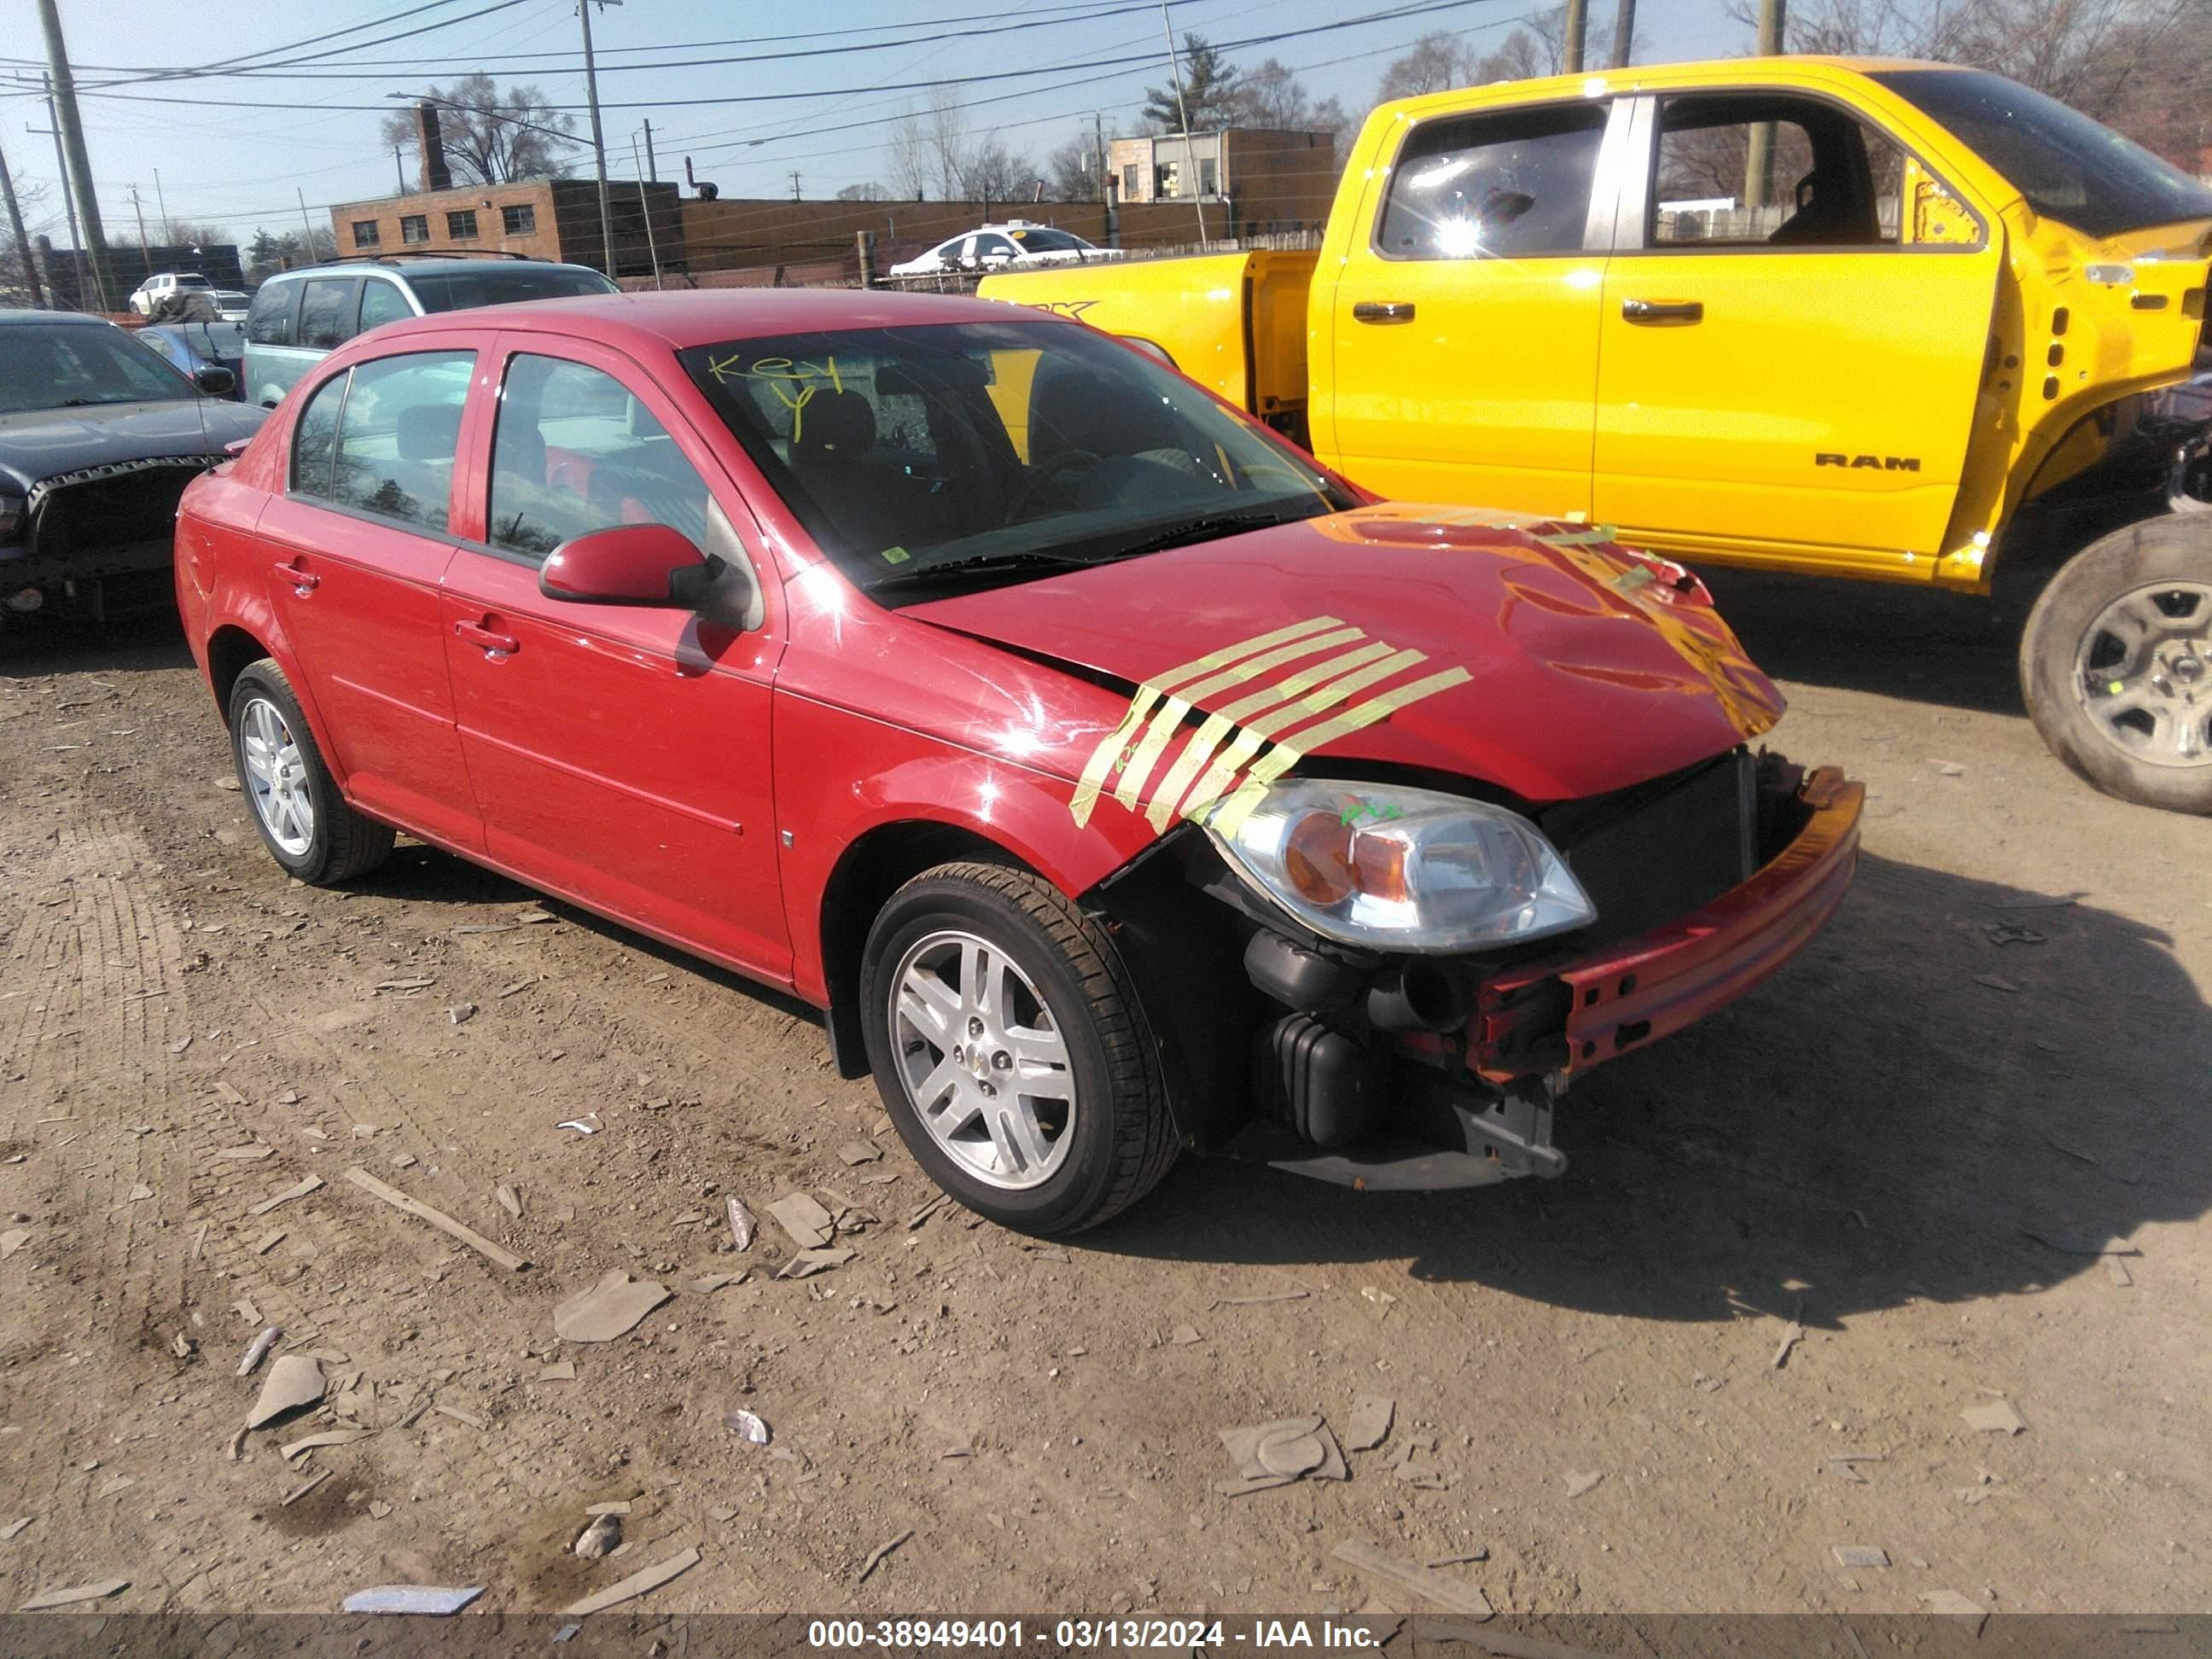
(1621, 298), (1704, 323)
(454, 618), (520, 655)
(1352, 300), (1416, 323)
(272, 558), (318, 593)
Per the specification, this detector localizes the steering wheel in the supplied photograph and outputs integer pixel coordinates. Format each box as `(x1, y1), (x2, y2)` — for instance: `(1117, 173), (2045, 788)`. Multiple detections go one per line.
(1005, 450), (1103, 523)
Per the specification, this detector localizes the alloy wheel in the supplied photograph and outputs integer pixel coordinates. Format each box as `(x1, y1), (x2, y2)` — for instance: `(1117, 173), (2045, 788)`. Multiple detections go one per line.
(239, 695), (317, 856)
(888, 928), (1076, 1190)
(2075, 580), (2212, 769)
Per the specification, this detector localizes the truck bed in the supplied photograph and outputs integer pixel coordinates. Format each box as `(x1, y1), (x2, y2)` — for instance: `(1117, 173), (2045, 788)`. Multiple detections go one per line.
(980, 249), (1317, 442)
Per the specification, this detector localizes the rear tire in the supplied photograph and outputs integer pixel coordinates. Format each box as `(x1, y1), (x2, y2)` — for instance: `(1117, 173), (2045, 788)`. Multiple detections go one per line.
(226, 659), (394, 882)
(859, 861), (1178, 1235)
(2020, 515), (2212, 815)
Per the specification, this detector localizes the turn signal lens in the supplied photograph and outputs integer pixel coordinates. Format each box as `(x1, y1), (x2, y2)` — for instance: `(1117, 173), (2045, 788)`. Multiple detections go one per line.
(1204, 779), (1595, 952)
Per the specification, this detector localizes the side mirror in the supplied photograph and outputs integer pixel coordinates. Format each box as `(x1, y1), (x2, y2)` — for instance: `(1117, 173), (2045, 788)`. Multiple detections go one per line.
(196, 365), (236, 396)
(540, 524), (707, 607)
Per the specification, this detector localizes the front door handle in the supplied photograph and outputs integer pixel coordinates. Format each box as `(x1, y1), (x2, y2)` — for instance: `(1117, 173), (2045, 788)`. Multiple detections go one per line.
(1352, 300), (1416, 323)
(454, 618), (520, 655)
(1621, 298), (1704, 323)
(272, 558), (318, 593)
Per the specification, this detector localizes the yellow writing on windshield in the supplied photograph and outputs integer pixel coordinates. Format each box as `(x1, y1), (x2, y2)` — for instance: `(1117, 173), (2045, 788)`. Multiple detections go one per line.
(705, 352), (847, 445)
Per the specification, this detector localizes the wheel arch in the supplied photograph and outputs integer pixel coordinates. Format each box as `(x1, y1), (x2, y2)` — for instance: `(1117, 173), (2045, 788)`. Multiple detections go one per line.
(816, 818), (1033, 1078)
(206, 623), (276, 713)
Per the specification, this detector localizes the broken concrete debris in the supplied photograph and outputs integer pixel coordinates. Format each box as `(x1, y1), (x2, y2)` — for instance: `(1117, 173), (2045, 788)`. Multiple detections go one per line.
(18, 1580), (130, 1612)
(767, 1192), (835, 1250)
(559, 1545), (701, 1616)
(247, 1354), (324, 1429)
(553, 1271), (672, 1343)
(1831, 1545), (1890, 1569)
(1342, 1395), (1394, 1452)
(1960, 1398), (2028, 1435)
(1564, 1470), (1604, 1499)
(1919, 1592), (1990, 1635)
(776, 1247), (856, 1280)
(1218, 1417), (1349, 1494)
(495, 1184), (522, 1220)
(340, 1585), (485, 1615)
(837, 1140), (883, 1166)
(1330, 1540), (1492, 1617)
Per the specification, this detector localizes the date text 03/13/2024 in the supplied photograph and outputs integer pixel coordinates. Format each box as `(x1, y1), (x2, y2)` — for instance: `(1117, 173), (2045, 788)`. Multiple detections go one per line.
(806, 1621), (1388, 1649)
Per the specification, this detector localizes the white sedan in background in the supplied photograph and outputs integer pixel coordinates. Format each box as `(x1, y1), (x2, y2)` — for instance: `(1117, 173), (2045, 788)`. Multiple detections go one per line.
(889, 220), (1125, 278)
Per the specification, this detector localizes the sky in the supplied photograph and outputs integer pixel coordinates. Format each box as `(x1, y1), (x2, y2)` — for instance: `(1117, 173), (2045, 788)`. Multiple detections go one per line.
(0, 0), (1746, 251)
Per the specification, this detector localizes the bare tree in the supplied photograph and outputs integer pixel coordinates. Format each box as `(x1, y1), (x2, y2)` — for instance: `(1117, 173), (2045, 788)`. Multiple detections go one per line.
(378, 73), (580, 185)
(1375, 32), (1475, 102)
(1045, 135), (1099, 202)
(886, 87), (1038, 202)
(835, 182), (892, 201)
(158, 219), (230, 250)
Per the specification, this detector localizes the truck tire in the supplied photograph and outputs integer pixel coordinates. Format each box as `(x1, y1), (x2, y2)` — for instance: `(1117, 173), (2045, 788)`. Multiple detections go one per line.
(2019, 515), (2212, 813)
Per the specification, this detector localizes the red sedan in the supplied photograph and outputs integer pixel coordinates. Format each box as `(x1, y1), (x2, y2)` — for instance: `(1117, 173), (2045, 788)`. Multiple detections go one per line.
(175, 289), (1861, 1233)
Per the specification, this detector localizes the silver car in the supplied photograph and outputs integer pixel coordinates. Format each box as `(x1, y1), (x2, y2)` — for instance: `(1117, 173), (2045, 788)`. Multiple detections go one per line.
(241, 257), (617, 407)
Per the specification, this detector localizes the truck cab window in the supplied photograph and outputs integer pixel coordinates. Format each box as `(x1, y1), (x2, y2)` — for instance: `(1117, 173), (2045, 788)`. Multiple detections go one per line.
(1653, 93), (1905, 247)
(1377, 104), (1609, 259)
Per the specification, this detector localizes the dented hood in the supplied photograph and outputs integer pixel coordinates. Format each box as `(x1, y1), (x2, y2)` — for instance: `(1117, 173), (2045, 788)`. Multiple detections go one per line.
(902, 505), (1784, 805)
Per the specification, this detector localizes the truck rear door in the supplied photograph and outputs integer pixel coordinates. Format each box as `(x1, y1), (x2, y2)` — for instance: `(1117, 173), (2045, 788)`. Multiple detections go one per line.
(1590, 88), (2000, 576)
(1315, 96), (1627, 517)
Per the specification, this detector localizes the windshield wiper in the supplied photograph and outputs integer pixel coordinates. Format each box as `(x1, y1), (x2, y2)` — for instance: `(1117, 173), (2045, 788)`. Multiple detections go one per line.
(867, 548), (1098, 596)
(1068, 502), (1325, 563)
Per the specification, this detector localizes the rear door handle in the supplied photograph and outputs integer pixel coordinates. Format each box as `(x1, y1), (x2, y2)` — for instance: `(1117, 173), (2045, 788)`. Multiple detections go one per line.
(454, 618), (520, 655)
(1352, 300), (1416, 323)
(1621, 298), (1704, 323)
(272, 558), (318, 593)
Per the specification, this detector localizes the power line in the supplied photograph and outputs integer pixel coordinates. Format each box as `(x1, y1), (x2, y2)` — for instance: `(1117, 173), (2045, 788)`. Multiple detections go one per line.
(66, 1), (1489, 115)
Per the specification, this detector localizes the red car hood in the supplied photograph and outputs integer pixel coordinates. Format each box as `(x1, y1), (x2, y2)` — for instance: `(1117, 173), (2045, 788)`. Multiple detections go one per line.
(902, 505), (1784, 806)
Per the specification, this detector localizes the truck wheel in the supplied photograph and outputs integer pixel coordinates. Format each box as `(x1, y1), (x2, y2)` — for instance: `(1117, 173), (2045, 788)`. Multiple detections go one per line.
(227, 660), (395, 882)
(859, 861), (1179, 1235)
(2019, 516), (2212, 813)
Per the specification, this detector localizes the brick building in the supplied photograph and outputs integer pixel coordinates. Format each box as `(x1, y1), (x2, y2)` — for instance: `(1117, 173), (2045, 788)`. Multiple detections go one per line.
(1106, 128), (1340, 233)
(328, 178), (684, 280)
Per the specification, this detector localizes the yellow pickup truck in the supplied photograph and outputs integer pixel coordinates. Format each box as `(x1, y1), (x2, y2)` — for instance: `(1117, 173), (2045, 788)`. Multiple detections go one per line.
(981, 58), (2212, 814)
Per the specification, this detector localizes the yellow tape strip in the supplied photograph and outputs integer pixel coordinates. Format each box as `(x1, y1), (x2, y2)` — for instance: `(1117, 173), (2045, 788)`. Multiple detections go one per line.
(1143, 640), (1397, 830)
(1068, 615), (1342, 827)
(1113, 626), (1365, 812)
(1177, 649), (1430, 824)
(1203, 666), (1475, 839)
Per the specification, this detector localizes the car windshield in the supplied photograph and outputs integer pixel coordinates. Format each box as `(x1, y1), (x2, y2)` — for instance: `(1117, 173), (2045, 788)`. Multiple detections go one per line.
(407, 266), (620, 311)
(1007, 227), (1086, 252)
(161, 322), (246, 362)
(679, 319), (1353, 601)
(1872, 68), (2212, 239)
(0, 323), (197, 413)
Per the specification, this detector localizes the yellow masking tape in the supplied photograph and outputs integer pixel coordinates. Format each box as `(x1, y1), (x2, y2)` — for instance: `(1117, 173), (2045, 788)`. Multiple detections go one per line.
(1178, 649), (1429, 824)
(1203, 666), (1475, 839)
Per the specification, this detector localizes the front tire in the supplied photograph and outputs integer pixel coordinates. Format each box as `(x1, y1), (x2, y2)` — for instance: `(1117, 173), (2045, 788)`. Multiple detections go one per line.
(2020, 515), (2212, 814)
(859, 862), (1178, 1234)
(226, 659), (394, 882)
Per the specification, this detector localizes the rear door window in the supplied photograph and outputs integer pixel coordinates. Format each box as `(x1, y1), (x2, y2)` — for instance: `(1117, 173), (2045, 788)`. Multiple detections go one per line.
(1377, 103), (1610, 259)
(358, 280), (413, 332)
(323, 351), (475, 529)
(297, 278), (362, 352)
(289, 372), (348, 498)
(245, 282), (297, 347)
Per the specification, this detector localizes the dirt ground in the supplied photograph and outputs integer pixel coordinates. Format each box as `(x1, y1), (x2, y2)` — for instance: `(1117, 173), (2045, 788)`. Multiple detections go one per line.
(1, 571), (2208, 1626)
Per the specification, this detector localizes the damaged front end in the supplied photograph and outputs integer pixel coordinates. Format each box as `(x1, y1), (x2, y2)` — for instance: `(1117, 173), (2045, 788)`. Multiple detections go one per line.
(2, 455), (219, 625)
(1094, 750), (1863, 1191)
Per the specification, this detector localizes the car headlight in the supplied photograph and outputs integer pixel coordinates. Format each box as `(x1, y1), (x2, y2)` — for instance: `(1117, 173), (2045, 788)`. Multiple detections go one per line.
(1203, 779), (1595, 953)
(0, 492), (22, 545)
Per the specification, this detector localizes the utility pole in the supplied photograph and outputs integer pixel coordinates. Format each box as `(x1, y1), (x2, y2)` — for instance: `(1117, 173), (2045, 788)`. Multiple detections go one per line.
(630, 131), (661, 288)
(0, 138), (45, 307)
(1744, 0), (1787, 210)
(578, 0), (621, 277)
(1561, 0), (1587, 73)
(642, 117), (655, 183)
(789, 171), (801, 203)
(1610, 0), (1636, 68)
(152, 166), (166, 231)
(296, 187), (317, 258)
(129, 183), (149, 265)
(30, 81), (87, 310)
(37, 0), (112, 311)
(393, 145), (406, 194)
(1157, 3), (1207, 242)
(1096, 109), (1116, 249)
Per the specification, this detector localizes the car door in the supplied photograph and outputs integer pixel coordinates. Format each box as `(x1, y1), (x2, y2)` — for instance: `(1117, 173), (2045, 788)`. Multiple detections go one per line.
(1315, 97), (1621, 518)
(439, 336), (790, 979)
(256, 346), (485, 852)
(1590, 89), (2000, 573)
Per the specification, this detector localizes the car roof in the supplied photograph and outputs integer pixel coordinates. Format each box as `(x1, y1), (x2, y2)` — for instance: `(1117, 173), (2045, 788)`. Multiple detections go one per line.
(357, 287), (1067, 353)
(0, 309), (112, 328)
(262, 258), (605, 285)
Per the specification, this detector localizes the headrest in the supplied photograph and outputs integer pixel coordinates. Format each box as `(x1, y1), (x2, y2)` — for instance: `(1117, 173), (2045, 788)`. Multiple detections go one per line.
(795, 388), (876, 461)
(396, 401), (463, 463)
